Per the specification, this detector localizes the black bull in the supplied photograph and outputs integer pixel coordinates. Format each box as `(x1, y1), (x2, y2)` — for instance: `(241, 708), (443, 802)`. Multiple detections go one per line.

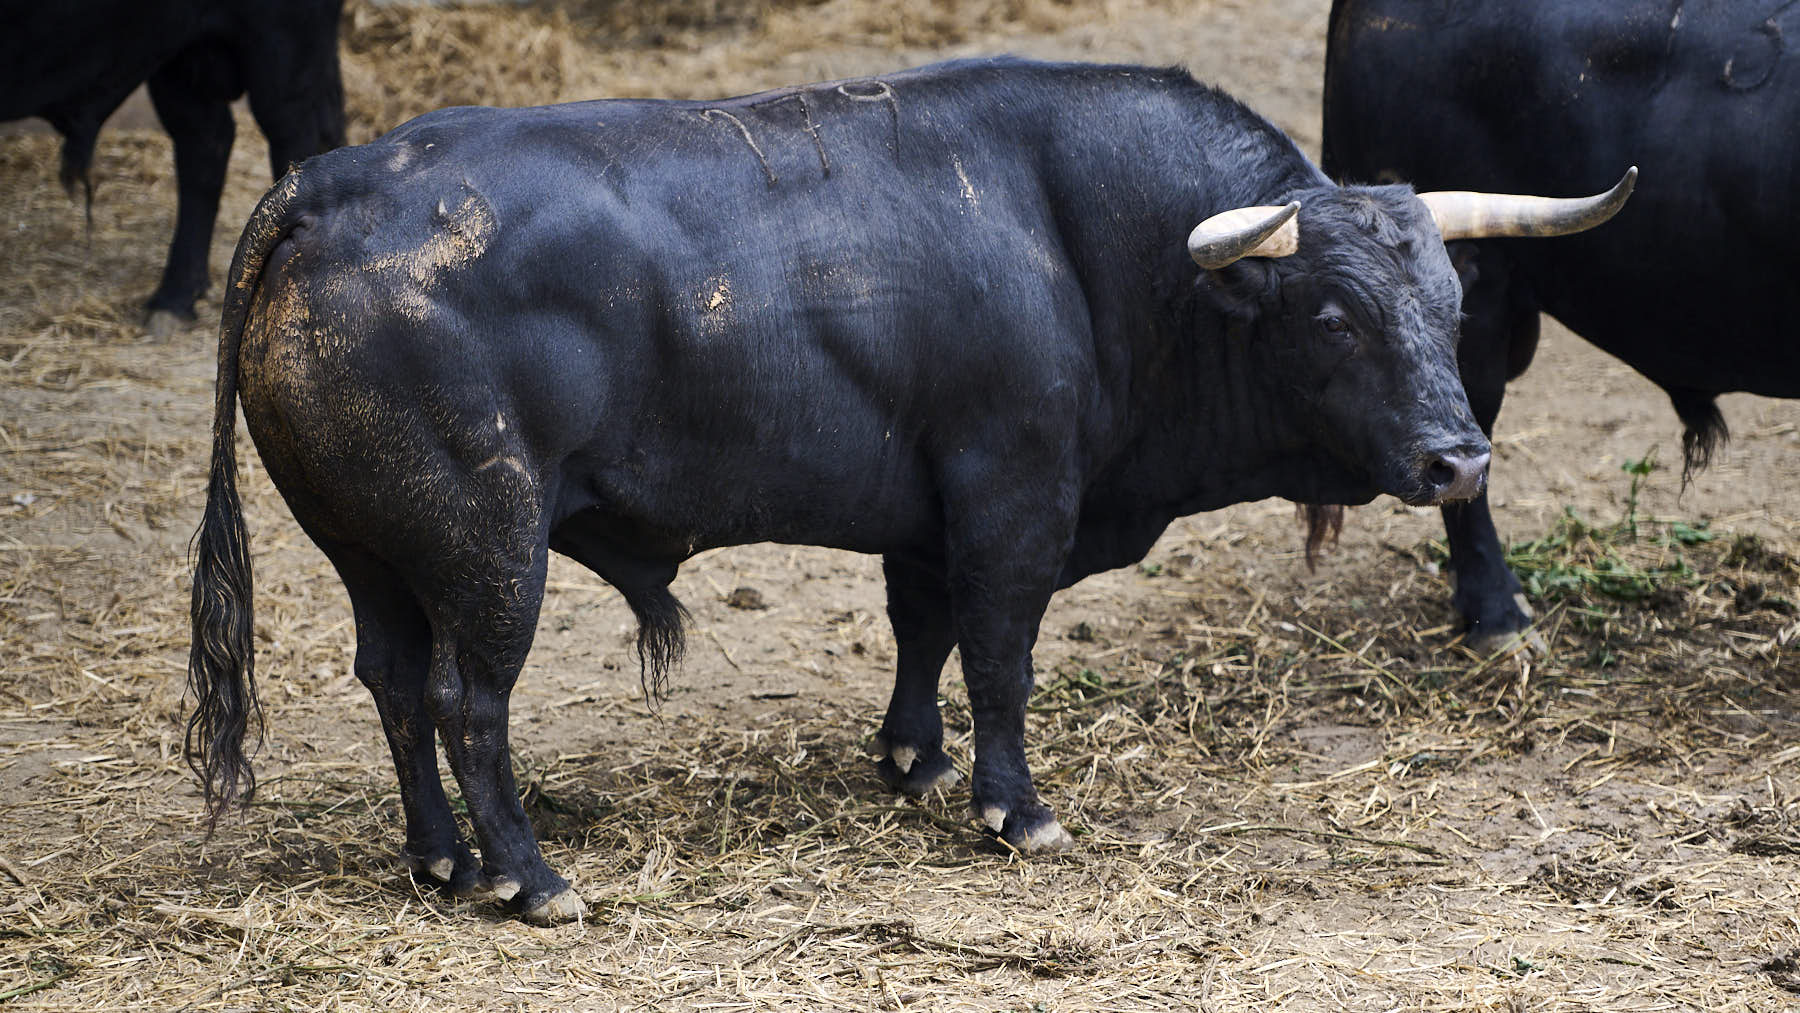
(1325, 0), (1800, 650)
(0, 0), (346, 332)
(189, 58), (1622, 923)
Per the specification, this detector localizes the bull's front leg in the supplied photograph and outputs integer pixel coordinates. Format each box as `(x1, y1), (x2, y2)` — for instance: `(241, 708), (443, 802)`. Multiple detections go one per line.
(939, 471), (1078, 854)
(1444, 242), (1542, 654)
(1443, 496), (1537, 653)
(870, 553), (961, 795)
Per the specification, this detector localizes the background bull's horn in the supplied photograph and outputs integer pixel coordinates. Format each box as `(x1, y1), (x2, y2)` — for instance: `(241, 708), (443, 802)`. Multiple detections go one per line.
(1420, 167), (1637, 241)
(1187, 202), (1301, 269)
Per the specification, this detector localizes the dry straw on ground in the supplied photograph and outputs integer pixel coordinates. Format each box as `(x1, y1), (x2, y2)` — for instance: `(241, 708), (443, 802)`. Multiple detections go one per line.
(3, 2), (1799, 1010)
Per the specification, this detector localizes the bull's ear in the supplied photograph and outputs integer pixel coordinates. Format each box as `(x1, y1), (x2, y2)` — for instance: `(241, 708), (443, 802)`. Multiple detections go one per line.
(1192, 257), (1277, 320)
(1447, 241), (1480, 294)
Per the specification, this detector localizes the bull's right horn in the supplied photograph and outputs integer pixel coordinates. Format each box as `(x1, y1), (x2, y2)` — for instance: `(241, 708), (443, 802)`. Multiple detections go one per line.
(1187, 201), (1301, 269)
(1420, 167), (1637, 241)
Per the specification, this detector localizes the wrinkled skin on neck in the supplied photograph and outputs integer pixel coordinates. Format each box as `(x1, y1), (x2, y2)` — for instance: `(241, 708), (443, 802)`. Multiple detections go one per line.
(1191, 183), (1484, 509)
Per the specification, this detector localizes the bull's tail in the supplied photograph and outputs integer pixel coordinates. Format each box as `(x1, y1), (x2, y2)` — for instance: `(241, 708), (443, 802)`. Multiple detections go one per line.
(186, 171), (305, 826)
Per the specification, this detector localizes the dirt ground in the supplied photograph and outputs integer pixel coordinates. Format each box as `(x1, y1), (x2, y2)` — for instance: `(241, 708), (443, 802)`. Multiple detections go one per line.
(4, 1), (1800, 1010)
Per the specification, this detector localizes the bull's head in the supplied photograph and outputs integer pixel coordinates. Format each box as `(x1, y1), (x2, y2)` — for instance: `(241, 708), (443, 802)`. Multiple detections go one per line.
(1186, 168), (1635, 507)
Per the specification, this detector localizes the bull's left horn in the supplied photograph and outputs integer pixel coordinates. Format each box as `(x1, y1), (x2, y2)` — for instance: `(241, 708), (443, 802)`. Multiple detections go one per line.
(1188, 202), (1301, 269)
(1420, 167), (1637, 241)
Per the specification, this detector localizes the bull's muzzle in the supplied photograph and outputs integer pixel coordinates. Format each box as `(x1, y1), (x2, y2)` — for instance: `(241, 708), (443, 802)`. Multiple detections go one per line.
(1422, 449), (1490, 504)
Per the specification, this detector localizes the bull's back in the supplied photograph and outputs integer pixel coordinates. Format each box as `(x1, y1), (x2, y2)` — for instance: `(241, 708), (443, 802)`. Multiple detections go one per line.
(1325, 0), (1800, 395)
(236, 85), (1095, 554)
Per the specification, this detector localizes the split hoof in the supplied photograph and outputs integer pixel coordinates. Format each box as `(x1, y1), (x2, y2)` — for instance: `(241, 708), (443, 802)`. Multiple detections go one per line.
(1463, 594), (1546, 658)
(1466, 624), (1546, 659)
(974, 802), (1076, 854)
(1018, 818), (1075, 853)
(521, 887), (588, 926)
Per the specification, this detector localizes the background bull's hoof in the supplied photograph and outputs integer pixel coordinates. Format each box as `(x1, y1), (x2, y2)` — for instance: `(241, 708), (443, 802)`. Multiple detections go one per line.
(521, 887), (588, 926)
(1463, 593), (1548, 657)
(143, 308), (191, 340)
(1465, 624), (1548, 659)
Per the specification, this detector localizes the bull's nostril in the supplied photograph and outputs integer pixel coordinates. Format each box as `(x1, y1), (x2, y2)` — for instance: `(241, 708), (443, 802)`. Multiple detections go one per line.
(1425, 459), (1457, 490)
(1421, 449), (1491, 503)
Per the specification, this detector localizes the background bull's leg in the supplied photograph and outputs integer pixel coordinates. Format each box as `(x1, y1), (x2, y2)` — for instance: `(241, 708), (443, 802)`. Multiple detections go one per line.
(420, 545), (586, 925)
(872, 552), (960, 795)
(241, 0), (347, 177)
(327, 547), (484, 896)
(1443, 243), (1542, 652)
(144, 55), (235, 333)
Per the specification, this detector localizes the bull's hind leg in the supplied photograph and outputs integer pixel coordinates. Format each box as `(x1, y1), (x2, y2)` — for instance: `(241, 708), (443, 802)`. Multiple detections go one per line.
(418, 544), (587, 925)
(326, 546), (484, 896)
(145, 55), (236, 329)
(871, 553), (961, 795)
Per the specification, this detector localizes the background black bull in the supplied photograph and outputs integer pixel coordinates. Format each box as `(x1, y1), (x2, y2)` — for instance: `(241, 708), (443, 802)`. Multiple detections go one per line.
(1324, 0), (1800, 650)
(0, 0), (346, 333)
(188, 57), (1631, 923)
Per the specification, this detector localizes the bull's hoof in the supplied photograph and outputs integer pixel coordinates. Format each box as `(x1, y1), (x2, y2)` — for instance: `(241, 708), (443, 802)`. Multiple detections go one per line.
(1465, 595), (1546, 657)
(870, 733), (960, 796)
(877, 750), (960, 796)
(974, 801), (1076, 854)
(520, 887), (588, 926)
(1459, 592), (1546, 658)
(1466, 625), (1546, 658)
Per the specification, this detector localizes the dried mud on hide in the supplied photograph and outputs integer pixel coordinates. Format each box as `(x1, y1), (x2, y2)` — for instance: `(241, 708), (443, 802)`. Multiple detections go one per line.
(4, 1), (1800, 1010)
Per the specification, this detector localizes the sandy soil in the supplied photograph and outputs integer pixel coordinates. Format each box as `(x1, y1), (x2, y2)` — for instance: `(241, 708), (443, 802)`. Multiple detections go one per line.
(3, 1), (1799, 1010)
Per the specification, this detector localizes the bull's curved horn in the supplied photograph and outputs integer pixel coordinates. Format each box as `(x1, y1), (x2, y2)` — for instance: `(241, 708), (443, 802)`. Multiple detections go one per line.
(1187, 202), (1301, 269)
(1420, 167), (1637, 241)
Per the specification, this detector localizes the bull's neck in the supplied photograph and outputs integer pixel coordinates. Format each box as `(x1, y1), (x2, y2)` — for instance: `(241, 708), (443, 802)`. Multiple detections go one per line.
(1038, 98), (1331, 513)
(1129, 299), (1338, 517)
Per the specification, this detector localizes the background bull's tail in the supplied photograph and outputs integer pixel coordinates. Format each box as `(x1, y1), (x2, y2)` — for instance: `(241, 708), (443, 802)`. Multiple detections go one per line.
(186, 172), (305, 826)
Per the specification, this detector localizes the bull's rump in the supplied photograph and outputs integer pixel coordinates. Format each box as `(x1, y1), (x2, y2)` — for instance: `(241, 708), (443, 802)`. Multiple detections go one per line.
(238, 76), (1097, 558)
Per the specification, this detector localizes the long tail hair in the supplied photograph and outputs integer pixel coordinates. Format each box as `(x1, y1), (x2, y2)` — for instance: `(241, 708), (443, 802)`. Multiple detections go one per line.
(186, 172), (305, 826)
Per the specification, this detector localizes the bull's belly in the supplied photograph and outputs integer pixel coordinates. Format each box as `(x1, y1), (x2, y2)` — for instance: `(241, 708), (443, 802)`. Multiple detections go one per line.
(1554, 306), (1800, 400)
(552, 452), (943, 563)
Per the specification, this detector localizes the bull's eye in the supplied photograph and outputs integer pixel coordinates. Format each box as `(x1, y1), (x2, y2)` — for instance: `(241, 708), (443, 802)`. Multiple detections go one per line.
(1321, 313), (1350, 334)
